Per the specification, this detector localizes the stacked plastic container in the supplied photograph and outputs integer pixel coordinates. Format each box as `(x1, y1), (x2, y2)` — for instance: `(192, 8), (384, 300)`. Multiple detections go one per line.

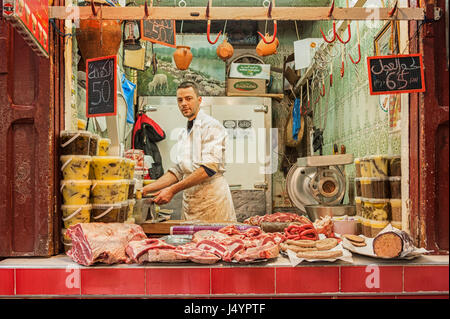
(354, 155), (402, 238)
(90, 145), (136, 224)
(59, 129), (94, 252)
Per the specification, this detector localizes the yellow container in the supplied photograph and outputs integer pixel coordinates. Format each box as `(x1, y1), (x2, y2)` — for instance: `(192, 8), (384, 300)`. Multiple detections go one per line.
(360, 178), (372, 197)
(89, 134), (99, 156)
(124, 159), (136, 179)
(135, 188), (142, 200)
(60, 130), (91, 155)
(60, 155), (92, 180)
(120, 201), (129, 222)
(355, 197), (363, 216)
(61, 204), (92, 228)
(91, 203), (123, 223)
(369, 155), (390, 178)
(127, 199), (136, 220)
(355, 216), (363, 235)
(361, 217), (371, 237)
(360, 157), (372, 177)
(60, 180), (92, 205)
(77, 119), (87, 130)
(390, 199), (402, 222)
(354, 158), (362, 178)
(91, 156), (124, 180)
(91, 180), (124, 204)
(119, 180), (130, 202)
(370, 220), (390, 238)
(368, 198), (391, 221)
(98, 138), (111, 156)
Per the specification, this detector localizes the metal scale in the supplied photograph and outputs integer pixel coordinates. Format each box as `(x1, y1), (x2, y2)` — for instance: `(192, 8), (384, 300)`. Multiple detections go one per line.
(286, 154), (356, 221)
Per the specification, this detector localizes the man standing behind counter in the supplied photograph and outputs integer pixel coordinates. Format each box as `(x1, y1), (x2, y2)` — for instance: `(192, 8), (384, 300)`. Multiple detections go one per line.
(142, 81), (237, 222)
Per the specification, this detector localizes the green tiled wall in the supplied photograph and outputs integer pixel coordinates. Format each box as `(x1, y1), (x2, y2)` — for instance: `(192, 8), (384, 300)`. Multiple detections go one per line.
(299, 0), (402, 204)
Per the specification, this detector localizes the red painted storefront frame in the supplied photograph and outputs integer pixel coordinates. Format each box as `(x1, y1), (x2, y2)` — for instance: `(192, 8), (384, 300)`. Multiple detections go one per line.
(409, 0), (449, 253)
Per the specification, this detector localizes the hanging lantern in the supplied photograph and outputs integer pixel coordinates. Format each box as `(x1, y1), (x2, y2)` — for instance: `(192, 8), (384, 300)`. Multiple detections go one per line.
(122, 2), (141, 51)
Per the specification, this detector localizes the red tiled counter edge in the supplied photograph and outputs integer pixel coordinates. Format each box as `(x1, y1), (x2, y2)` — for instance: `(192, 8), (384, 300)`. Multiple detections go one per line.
(0, 259), (448, 298)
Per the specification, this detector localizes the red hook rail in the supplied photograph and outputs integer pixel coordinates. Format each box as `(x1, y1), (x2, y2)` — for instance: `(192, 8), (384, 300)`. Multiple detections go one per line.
(257, 1), (277, 45)
(206, 1), (221, 44)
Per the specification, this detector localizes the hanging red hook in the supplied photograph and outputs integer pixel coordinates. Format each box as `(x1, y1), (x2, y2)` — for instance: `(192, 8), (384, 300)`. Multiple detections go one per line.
(90, 0), (98, 16)
(320, 21), (337, 44)
(388, 0), (398, 17)
(340, 61), (345, 77)
(206, 1), (221, 45)
(206, 1), (221, 44)
(327, 0), (335, 17)
(319, 0), (336, 43)
(349, 43), (361, 64)
(320, 82), (325, 97)
(257, 1), (277, 45)
(349, 21), (361, 64)
(336, 23), (352, 44)
(144, 1), (149, 17)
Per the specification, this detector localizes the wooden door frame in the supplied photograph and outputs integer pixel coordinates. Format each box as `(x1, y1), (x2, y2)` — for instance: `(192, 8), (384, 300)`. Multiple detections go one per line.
(409, 0), (449, 253)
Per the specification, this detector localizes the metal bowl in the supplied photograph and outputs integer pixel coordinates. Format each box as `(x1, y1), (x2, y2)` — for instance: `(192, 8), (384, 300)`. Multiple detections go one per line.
(305, 205), (356, 222)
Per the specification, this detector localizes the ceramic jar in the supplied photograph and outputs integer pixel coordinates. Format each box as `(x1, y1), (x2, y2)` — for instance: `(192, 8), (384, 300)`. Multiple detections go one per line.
(173, 46), (193, 70)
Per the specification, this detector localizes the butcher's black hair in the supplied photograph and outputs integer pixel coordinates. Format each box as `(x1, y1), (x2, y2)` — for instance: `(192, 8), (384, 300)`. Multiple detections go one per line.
(177, 81), (200, 97)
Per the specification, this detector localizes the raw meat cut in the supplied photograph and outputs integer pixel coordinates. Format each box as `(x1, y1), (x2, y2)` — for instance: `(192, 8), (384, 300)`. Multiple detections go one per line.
(233, 242), (279, 262)
(244, 212), (312, 226)
(125, 238), (222, 264)
(192, 230), (229, 243)
(126, 238), (177, 263)
(66, 223), (147, 266)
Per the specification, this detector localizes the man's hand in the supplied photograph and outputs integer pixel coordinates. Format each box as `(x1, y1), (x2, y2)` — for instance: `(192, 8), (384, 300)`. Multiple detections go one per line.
(152, 187), (175, 205)
(142, 184), (158, 197)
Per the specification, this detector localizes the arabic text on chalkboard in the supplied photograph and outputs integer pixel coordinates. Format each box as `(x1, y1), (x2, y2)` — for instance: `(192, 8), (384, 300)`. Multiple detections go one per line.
(367, 54), (426, 95)
(141, 19), (176, 48)
(86, 56), (117, 117)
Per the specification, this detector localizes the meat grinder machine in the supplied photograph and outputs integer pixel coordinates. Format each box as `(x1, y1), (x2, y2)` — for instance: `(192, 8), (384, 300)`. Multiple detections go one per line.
(286, 154), (356, 221)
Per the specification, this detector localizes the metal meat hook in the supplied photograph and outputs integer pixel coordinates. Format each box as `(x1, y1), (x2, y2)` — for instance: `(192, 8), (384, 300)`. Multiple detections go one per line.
(206, 1), (221, 44)
(257, 1), (277, 44)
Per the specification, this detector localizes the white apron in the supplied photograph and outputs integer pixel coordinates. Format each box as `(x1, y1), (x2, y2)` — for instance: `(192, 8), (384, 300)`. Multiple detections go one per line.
(169, 110), (236, 222)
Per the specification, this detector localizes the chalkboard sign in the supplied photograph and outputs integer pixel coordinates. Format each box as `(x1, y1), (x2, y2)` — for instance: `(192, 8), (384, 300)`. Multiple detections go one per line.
(141, 20), (176, 48)
(86, 56), (117, 118)
(367, 54), (426, 95)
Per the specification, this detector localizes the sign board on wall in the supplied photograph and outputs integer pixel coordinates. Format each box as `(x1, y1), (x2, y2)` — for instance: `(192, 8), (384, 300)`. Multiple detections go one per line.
(141, 19), (176, 48)
(2, 0), (49, 58)
(229, 63), (271, 80)
(86, 56), (117, 118)
(367, 54), (426, 95)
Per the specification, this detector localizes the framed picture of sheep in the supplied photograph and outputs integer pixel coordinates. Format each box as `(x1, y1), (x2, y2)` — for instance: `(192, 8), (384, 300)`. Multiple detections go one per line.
(137, 34), (226, 97)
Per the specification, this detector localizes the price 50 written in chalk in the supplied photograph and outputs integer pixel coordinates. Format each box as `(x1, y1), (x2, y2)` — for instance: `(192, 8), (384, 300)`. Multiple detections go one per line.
(90, 80), (111, 106)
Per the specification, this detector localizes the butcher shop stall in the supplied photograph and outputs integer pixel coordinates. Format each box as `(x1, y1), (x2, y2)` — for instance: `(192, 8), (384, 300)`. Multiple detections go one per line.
(0, 0), (448, 300)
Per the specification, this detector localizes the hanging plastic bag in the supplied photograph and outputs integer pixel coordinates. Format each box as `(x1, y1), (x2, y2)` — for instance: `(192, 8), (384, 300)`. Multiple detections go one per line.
(121, 74), (137, 124)
(292, 98), (301, 140)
